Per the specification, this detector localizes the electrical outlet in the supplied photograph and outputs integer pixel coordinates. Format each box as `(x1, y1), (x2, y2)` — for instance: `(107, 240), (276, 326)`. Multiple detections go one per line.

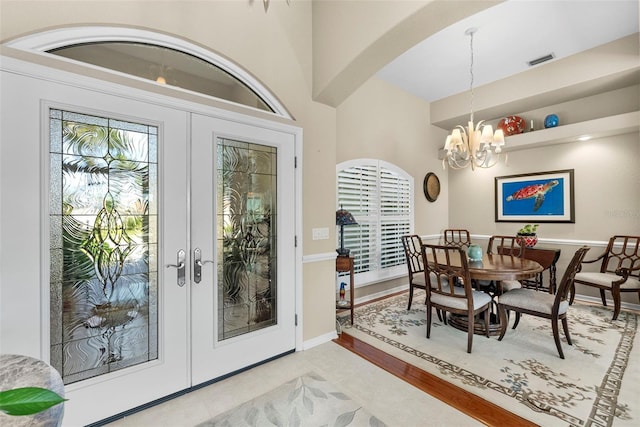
(312, 227), (329, 240)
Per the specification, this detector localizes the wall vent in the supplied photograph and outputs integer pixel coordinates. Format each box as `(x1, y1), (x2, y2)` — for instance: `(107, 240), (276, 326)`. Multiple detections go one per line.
(528, 53), (555, 67)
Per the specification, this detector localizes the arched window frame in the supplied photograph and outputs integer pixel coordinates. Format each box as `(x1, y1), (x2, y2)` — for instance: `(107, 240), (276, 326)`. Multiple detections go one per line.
(336, 159), (414, 286)
(4, 26), (291, 119)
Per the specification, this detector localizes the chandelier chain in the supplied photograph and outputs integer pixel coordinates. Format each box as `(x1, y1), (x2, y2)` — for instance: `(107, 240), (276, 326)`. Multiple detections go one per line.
(469, 30), (475, 123)
(443, 27), (505, 171)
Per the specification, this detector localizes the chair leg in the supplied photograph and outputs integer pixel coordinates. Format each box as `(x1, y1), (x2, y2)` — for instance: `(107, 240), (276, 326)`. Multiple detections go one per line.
(600, 289), (607, 307)
(426, 303), (432, 338)
(407, 286), (414, 310)
(484, 307), (490, 338)
(512, 312), (521, 329)
(498, 305), (509, 341)
(467, 313), (474, 353)
(612, 286), (621, 321)
(561, 317), (572, 346)
(552, 319), (565, 359)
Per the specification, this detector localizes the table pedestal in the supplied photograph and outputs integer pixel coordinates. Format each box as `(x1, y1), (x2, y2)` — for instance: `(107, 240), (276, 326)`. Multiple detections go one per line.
(448, 312), (502, 336)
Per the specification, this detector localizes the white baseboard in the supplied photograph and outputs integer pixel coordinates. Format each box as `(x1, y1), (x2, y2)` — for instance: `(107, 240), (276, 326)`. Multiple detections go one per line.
(302, 330), (337, 350)
(354, 284), (409, 306)
(571, 294), (640, 313)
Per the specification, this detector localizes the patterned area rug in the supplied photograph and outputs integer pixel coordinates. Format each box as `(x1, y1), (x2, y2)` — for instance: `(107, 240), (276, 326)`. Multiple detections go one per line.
(196, 372), (386, 427)
(339, 291), (640, 427)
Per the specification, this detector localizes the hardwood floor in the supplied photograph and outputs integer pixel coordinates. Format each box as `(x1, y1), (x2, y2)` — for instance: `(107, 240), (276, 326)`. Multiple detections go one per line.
(334, 308), (539, 427)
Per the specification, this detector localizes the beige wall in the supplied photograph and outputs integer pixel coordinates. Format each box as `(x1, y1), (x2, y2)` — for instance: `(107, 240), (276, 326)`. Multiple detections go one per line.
(335, 77), (449, 234)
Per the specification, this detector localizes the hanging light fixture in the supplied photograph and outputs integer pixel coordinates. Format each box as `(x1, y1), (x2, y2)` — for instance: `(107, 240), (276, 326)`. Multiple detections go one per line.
(443, 28), (506, 170)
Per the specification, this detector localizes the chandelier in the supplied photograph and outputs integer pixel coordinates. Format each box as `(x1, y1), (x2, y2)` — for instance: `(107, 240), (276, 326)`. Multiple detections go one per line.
(443, 28), (506, 170)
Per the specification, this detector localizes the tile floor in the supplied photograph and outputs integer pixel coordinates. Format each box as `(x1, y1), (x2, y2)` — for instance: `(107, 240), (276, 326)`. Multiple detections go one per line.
(104, 341), (481, 426)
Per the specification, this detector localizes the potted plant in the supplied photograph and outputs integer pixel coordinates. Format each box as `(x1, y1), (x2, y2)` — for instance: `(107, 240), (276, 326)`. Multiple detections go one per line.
(517, 224), (538, 248)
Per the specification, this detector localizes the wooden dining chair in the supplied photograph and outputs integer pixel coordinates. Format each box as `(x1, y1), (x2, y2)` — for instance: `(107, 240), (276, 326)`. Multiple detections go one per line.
(401, 234), (428, 310)
(486, 235), (527, 293)
(422, 244), (491, 353)
(497, 246), (590, 359)
(570, 235), (640, 320)
(443, 229), (472, 249)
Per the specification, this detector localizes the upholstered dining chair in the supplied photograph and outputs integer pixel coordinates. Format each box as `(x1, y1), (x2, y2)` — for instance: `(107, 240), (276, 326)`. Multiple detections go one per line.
(422, 244), (491, 353)
(570, 235), (640, 320)
(497, 246), (590, 359)
(486, 235), (527, 293)
(443, 229), (472, 249)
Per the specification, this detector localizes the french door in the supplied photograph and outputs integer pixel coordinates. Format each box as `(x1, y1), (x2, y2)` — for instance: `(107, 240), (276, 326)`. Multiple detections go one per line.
(190, 114), (296, 384)
(0, 57), (298, 426)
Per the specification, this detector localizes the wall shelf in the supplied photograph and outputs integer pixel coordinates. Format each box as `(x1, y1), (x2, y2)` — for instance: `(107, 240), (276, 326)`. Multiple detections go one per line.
(438, 111), (639, 159)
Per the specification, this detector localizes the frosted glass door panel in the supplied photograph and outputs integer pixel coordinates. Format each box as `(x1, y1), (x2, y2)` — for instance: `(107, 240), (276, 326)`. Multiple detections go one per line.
(49, 109), (158, 384)
(190, 113), (296, 385)
(217, 139), (277, 340)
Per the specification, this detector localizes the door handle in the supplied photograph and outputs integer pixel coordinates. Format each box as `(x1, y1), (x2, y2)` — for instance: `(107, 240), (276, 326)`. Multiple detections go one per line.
(165, 249), (186, 287)
(193, 248), (214, 284)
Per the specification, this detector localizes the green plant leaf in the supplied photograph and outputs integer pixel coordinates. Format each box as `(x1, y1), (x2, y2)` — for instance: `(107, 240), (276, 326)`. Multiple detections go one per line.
(0, 387), (66, 416)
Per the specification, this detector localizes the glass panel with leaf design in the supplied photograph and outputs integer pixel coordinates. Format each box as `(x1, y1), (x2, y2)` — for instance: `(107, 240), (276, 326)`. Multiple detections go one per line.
(217, 138), (277, 340)
(49, 109), (157, 384)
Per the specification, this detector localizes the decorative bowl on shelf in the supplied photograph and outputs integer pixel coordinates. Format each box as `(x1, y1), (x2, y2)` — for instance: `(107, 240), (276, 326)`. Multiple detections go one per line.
(497, 115), (526, 136)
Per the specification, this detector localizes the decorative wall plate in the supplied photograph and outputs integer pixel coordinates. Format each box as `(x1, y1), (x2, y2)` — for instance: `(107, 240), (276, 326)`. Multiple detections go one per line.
(423, 172), (440, 202)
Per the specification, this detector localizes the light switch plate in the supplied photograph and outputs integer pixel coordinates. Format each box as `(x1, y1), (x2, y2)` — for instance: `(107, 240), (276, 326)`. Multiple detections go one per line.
(312, 227), (329, 240)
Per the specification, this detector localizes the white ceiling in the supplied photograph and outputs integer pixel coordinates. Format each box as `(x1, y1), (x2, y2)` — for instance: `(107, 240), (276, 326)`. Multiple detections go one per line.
(376, 0), (639, 103)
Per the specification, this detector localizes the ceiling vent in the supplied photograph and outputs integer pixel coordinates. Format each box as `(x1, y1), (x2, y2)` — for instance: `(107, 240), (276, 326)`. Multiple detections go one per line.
(527, 53), (555, 67)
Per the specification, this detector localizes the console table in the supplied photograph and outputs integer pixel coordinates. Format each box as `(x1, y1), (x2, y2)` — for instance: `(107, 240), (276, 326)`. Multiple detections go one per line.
(335, 255), (355, 324)
(498, 245), (561, 293)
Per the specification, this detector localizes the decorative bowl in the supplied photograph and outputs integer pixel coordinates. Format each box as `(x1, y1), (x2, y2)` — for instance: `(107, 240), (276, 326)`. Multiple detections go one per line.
(497, 115), (526, 136)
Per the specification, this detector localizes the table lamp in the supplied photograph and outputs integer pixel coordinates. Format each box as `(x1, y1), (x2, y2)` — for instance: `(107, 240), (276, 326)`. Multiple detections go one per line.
(336, 206), (358, 256)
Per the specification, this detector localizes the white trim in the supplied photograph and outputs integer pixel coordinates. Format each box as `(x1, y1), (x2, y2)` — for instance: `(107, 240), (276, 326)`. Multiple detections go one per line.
(302, 252), (337, 264)
(301, 236), (613, 266)
(354, 284), (408, 306)
(470, 234), (610, 248)
(572, 294), (640, 314)
(419, 233), (444, 243)
(4, 26), (291, 119)
(302, 331), (338, 350)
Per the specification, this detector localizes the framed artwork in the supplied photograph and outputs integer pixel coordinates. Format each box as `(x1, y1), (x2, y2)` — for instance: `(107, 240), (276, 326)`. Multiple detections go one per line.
(495, 169), (575, 223)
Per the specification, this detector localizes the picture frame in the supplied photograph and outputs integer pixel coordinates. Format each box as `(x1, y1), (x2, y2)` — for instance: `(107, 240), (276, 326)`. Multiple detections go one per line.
(495, 169), (575, 223)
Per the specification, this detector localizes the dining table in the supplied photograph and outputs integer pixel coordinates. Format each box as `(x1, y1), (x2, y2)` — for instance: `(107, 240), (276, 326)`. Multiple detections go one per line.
(425, 251), (543, 335)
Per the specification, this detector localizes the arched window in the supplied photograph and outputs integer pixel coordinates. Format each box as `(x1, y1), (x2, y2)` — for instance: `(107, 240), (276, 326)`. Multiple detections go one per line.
(337, 159), (414, 284)
(5, 27), (290, 118)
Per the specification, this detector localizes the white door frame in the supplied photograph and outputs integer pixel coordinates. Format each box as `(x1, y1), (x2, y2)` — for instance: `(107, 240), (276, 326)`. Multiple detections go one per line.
(0, 44), (302, 423)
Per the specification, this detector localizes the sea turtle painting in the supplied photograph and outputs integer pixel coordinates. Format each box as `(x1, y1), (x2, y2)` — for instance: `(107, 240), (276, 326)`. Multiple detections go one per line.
(506, 179), (559, 212)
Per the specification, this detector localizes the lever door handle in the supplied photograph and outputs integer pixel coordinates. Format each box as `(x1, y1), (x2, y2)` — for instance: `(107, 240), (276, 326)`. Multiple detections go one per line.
(193, 248), (214, 284)
(165, 249), (186, 287)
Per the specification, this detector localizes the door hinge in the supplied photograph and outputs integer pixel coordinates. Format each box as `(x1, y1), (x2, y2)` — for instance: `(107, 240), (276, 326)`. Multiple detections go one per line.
(294, 156), (297, 168)
(295, 314), (298, 326)
(295, 235), (298, 247)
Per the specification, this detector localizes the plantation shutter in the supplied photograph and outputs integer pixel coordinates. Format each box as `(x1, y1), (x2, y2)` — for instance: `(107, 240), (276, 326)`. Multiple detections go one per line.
(337, 160), (413, 281)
